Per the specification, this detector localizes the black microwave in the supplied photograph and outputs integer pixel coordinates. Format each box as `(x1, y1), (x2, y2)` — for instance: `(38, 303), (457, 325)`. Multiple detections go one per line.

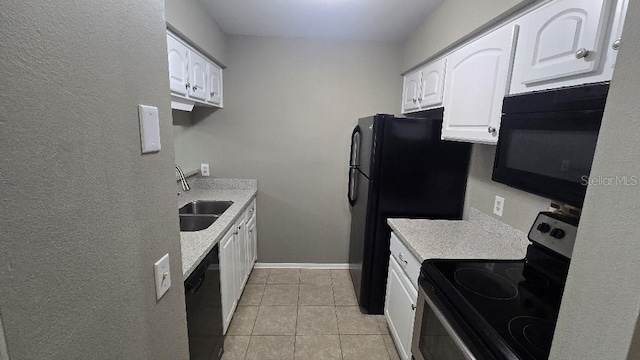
(492, 83), (609, 208)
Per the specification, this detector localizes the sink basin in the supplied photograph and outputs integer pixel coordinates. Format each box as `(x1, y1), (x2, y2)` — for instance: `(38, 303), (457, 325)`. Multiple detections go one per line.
(179, 200), (234, 215)
(179, 215), (219, 232)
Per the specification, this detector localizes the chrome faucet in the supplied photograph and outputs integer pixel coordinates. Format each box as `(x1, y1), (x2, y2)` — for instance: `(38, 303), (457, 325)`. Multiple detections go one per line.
(176, 165), (191, 192)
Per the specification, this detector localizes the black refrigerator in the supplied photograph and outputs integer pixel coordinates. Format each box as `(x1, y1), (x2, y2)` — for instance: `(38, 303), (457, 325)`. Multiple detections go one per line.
(347, 110), (471, 314)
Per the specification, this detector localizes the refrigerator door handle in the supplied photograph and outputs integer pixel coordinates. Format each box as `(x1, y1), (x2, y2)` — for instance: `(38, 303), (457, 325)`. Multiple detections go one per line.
(348, 126), (361, 206)
(349, 126), (361, 167)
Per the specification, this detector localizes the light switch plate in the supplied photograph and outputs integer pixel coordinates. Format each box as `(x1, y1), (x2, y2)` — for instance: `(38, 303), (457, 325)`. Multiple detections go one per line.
(494, 196), (505, 217)
(154, 254), (171, 300)
(201, 163), (210, 176)
(138, 105), (161, 153)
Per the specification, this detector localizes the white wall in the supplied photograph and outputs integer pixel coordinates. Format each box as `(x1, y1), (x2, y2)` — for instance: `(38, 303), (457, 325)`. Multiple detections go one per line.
(0, 0), (189, 358)
(550, 1), (640, 357)
(402, 0), (530, 71)
(164, 0), (227, 65)
(180, 35), (403, 263)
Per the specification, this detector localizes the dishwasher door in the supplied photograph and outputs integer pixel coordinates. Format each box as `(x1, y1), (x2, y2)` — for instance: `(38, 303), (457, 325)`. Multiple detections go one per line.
(185, 244), (224, 360)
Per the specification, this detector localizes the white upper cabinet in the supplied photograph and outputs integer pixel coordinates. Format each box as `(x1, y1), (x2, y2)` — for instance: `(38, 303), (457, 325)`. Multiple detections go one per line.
(188, 50), (208, 101)
(166, 33), (189, 97)
(510, 0), (625, 94)
(401, 70), (420, 113)
(166, 30), (223, 110)
(417, 58), (446, 109)
(401, 58), (446, 114)
(442, 25), (519, 144)
(207, 61), (223, 106)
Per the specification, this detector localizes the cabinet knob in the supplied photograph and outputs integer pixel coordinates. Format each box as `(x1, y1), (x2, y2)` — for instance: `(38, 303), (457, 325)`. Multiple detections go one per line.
(412, 98), (417, 104)
(233, 231), (238, 235)
(418, 97), (422, 103)
(193, 85), (198, 90)
(487, 126), (497, 134)
(411, 304), (416, 310)
(575, 48), (590, 59)
(612, 38), (621, 50)
(210, 91), (215, 96)
(185, 83), (191, 89)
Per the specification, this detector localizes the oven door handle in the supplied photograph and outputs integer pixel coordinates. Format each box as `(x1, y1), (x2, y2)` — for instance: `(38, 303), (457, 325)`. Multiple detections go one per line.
(418, 285), (477, 360)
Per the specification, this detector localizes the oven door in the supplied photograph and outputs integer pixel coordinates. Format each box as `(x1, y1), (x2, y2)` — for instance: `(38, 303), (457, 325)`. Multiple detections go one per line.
(412, 281), (483, 360)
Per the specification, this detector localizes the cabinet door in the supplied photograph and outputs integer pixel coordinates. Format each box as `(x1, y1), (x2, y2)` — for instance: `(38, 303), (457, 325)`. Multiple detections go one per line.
(401, 70), (421, 113)
(385, 256), (417, 360)
(166, 33), (189, 96)
(235, 218), (249, 291)
(418, 58), (446, 109)
(220, 228), (237, 333)
(442, 25), (518, 144)
(515, 0), (613, 86)
(188, 50), (208, 101)
(247, 214), (257, 265)
(207, 61), (223, 106)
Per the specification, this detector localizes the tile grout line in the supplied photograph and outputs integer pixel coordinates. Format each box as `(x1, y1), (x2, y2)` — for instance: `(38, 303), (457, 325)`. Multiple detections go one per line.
(332, 273), (346, 360)
(243, 269), (268, 360)
(293, 269), (300, 359)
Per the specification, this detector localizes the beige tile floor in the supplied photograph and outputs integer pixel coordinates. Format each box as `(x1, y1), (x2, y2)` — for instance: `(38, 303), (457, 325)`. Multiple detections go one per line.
(223, 268), (401, 360)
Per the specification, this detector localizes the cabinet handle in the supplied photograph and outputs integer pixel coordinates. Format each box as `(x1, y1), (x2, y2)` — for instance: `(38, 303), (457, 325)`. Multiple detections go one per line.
(575, 48), (590, 59)
(185, 83), (191, 89)
(487, 126), (497, 134)
(398, 253), (408, 265)
(411, 304), (416, 310)
(233, 231), (238, 235)
(612, 38), (621, 50)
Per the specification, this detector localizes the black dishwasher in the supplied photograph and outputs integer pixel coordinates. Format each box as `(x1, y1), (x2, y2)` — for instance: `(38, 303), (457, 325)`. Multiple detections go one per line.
(184, 244), (224, 360)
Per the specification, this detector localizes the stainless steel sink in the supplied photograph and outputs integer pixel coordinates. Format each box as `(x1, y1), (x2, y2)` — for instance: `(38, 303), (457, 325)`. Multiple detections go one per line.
(179, 200), (234, 215)
(179, 215), (219, 232)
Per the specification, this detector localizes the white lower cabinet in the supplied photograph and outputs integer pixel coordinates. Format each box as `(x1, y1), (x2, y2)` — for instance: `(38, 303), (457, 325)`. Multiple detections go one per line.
(220, 199), (258, 333)
(385, 235), (419, 360)
(220, 228), (237, 331)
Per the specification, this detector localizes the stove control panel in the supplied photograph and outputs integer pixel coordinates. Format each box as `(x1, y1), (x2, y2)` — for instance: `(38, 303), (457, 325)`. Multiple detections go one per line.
(528, 212), (578, 259)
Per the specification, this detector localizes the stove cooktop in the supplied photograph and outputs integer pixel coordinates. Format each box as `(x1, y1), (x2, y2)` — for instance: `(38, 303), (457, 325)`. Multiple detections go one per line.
(422, 245), (569, 360)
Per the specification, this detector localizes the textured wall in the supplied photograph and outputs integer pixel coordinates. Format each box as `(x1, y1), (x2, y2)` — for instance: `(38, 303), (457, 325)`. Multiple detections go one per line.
(176, 35), (402, 263)
(549, 1), (640, 358)
(0, 1), (189, 359)
(164, 0), (227, 66)
(402, 0), (529, 71)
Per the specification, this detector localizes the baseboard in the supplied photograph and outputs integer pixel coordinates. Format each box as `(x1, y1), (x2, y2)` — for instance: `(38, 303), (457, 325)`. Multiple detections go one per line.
(254, 263), (350, 270)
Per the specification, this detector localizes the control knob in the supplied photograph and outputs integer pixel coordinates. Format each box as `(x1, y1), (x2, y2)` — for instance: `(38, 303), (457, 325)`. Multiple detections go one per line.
(550, 228), (565, 239)
(537, 222), (551, 233)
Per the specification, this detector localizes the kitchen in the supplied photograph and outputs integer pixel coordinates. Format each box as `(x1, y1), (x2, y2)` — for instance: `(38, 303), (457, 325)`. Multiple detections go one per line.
(1, 0), (639, 359)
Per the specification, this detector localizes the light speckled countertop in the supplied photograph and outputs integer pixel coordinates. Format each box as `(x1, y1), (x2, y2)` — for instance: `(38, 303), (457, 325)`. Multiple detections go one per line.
(387, 208), (530, 263)
(178, 178), (257, 280)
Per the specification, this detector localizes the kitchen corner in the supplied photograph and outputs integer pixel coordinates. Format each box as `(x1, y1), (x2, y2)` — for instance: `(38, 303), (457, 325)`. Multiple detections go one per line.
(178, 177), (257, 280)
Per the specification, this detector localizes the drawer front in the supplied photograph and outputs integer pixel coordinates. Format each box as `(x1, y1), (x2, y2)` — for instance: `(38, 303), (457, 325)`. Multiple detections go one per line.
(390, 232), (421, 289)
(245, 198), (256, 222)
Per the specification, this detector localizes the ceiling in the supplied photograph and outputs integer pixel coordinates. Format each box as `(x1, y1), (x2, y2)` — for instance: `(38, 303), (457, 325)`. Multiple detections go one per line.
(199, 0), (444, 42)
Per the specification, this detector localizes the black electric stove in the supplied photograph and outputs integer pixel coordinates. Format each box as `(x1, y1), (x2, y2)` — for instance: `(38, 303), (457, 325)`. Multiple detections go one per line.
(413, 212), (578, 360)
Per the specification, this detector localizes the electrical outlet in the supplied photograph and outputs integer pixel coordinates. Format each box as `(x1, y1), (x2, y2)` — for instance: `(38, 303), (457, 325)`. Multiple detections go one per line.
(154, 254), (171, 300)
(201, 163), (210, 177)
(494, 196), (505, 217)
